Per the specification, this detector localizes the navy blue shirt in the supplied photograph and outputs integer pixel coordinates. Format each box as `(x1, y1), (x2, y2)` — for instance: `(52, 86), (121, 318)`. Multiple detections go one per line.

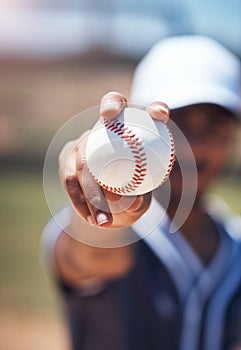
(42, 200), (241, 350)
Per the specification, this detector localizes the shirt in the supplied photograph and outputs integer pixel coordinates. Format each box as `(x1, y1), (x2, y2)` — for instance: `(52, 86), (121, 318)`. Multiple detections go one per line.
(42, 197), (241, 350)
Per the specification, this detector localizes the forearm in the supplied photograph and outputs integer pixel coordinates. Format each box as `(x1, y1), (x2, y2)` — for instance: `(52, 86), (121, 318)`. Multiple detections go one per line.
(54, 211), (135, 288)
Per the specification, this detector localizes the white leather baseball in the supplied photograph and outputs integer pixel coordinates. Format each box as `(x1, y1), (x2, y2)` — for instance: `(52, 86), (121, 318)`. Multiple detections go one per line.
(86, 107), (175, 196)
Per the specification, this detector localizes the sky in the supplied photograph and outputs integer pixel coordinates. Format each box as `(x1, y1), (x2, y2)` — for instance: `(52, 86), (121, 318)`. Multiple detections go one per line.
(0, 0), (240, 59)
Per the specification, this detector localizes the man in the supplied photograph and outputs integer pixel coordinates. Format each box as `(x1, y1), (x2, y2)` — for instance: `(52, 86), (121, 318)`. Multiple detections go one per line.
(42, 35), (241, 350)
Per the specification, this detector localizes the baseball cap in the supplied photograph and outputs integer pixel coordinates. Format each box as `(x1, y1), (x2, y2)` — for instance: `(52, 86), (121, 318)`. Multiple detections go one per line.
(130, 35), (241, 119)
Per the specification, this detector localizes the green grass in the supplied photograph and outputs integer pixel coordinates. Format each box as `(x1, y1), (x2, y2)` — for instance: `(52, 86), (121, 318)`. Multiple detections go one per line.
(0, 171), (240, 317)
(0, 170), (60, 316)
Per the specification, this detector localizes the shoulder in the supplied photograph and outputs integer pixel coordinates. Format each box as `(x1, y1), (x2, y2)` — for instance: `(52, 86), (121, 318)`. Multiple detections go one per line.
(204, 194), (241, 242)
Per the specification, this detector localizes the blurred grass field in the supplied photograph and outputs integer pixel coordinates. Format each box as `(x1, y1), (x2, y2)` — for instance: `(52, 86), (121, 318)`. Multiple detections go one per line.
(0, 171), (54, 313)
(0, 58), (240, 350)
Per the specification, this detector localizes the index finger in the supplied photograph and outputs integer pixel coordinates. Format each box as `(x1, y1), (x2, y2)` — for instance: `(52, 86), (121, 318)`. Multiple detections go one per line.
(99, 91), (127, 120)
(75, 135), (113, 227)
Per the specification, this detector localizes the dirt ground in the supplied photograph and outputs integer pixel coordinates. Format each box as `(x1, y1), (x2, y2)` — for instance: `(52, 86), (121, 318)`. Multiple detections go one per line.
(0, 310), (71, 350)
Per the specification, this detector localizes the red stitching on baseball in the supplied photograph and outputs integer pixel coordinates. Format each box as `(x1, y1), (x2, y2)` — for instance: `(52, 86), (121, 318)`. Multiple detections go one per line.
(157, 126), (176, 187)
(91, 117), (148, 194)
(90, 117), (176, 195)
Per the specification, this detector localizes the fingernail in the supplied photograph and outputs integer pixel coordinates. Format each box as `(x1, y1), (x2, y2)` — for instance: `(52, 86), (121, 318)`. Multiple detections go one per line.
(153, 104), (169, 115)
(96, 212), (109, 226)
(100, 100), (115, 111)
(100, 100), (124, 116)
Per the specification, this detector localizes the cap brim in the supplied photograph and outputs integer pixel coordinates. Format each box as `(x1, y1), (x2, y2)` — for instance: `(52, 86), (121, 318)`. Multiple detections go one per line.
(139, 84), (241, 119)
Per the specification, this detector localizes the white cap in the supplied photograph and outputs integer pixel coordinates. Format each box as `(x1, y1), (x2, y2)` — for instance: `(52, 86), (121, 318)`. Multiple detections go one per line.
(131, 35), (241, 119)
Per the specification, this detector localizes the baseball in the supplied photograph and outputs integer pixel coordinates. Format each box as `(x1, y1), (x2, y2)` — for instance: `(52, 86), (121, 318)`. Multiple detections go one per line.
(86, 107), (175, 196)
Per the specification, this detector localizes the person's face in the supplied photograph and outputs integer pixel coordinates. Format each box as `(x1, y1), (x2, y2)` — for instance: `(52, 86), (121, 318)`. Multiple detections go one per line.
(169, 103), (235, 198)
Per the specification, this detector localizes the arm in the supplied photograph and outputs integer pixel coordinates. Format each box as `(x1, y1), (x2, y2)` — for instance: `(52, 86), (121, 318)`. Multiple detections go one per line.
(55, 221), (135, 288)
(54, 92), (169, 288)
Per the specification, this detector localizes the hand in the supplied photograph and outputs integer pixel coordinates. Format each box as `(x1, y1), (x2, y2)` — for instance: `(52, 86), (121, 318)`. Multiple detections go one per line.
(58, 91), (170, 229)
